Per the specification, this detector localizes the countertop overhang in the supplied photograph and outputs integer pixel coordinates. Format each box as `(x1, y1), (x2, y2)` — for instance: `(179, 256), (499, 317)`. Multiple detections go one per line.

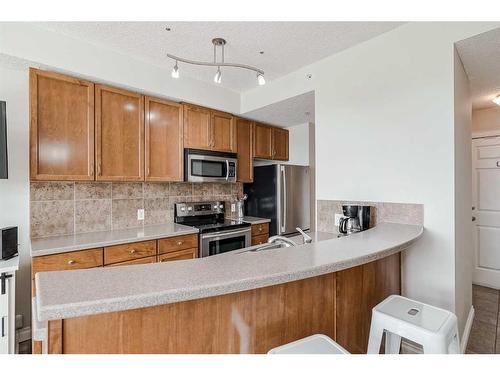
(36, 222), (423, 322)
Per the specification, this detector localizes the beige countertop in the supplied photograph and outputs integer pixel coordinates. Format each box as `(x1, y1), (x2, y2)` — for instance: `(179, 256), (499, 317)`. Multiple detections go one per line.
(35, 223), (423, 322)
(30, 223), (199, 257)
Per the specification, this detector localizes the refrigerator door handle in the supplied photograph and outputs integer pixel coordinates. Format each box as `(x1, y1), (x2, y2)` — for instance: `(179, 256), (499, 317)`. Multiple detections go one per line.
(281, 166), (287, 233)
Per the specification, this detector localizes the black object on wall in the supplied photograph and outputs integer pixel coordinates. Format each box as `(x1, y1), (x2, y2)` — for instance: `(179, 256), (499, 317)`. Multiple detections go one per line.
(0, 101), (7, 179)
(1, 226), (18, 260)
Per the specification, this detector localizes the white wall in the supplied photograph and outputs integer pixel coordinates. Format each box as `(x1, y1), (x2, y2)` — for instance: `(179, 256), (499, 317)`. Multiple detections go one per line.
(0, 65), (31, 326)
(472, 106), (500, 135)
(453, 48), (473, 336)
(284, 123), (310, 166)
(241, 22), (500, 335)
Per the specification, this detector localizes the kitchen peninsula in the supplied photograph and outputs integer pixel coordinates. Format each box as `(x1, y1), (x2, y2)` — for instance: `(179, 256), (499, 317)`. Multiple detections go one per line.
(34, 222), (422, 354)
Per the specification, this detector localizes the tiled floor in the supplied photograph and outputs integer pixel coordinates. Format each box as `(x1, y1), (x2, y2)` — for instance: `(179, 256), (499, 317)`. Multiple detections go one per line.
(466, 285), (500, 354)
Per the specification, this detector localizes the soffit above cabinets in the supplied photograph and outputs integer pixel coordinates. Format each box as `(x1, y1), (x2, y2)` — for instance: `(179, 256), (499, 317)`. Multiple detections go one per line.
(456, 27), (500, 109)
(241, 91), (315, 128)
(33, 22), (404, 93)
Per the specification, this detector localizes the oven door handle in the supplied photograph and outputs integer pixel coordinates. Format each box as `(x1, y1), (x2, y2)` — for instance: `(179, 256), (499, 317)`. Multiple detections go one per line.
(225, 159), (230, 181)
(201, 228), (251, 240)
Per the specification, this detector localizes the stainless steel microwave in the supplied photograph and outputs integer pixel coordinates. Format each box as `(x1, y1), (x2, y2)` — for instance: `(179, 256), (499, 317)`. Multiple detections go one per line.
(184, 149), (237, 183)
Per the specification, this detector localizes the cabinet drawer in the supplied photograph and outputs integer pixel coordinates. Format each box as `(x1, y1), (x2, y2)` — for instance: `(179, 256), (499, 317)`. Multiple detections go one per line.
(105, 255), (157, 267)
(158, 234), (198, 255)
(251, 223), (269, 236)
(252, 234), (269, 246)
(158, 248), (197, 263)
(104, 240), (156, 265)
(32, 248), (103, 277)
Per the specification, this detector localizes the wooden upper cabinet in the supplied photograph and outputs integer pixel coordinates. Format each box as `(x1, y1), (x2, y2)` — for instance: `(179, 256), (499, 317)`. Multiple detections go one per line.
(145, 97), (183, 181)
(235, 118), (253, 182)
(272, 127), (289, 161)
(183, 104), (211, 150)
(30, 68), (95, 181)
(253, 123), (273, 159)
(95, 85), (144, 181)
(211, 110), (235, 152)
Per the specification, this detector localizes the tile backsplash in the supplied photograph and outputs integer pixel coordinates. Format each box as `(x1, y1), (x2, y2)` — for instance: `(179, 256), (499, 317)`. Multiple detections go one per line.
(30, 181), (243, 238)
(317, 200), (423, 233)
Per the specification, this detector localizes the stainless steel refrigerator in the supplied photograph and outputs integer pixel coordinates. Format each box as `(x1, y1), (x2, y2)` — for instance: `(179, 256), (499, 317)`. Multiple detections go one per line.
(244, 164), (310, 236)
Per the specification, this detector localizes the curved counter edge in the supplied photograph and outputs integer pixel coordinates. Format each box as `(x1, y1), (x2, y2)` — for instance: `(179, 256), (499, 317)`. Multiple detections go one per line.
(36, 222), (423, 322)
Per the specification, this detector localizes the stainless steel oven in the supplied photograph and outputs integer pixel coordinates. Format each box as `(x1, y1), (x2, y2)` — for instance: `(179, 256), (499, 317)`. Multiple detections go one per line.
(184, 149), (237, 183)
(200, 227), (251, 257)
(174, 201), (251, 258)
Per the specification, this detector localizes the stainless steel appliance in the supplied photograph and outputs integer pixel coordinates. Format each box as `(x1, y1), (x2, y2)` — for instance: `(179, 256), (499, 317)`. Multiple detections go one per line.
(244, 164), (310, 237)
(174, 201), (251, 257)
(338, 205), (371, 235)
(184, 149), (237, 183)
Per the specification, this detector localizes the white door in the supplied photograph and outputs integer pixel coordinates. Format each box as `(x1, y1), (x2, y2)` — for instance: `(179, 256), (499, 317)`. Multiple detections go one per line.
(473, 136), (500, 289)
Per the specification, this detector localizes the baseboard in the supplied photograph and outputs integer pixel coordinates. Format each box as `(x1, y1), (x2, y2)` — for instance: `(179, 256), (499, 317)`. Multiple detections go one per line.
(461, 306), (475, 354)
(16, 326), (31, 343)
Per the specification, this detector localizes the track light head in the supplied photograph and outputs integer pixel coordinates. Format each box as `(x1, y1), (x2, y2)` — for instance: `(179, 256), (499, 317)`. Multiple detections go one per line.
(171, 61), (179, 79)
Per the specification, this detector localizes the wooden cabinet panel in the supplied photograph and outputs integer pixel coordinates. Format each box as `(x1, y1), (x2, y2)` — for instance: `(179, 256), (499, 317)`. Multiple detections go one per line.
(145, 97), (183, 181)
(158, 248), (197, 262)
(272, 128), (289, 161)
(95, 85), (144, 181)
(235, 118), (253, 182)
(30, 68), (95, 181)
(158, 234), (198, 255)
(183, 104), (211, 150)
(32, 249), (103, 277)
(251, 223), (269, 237)
(335, 253), (401, 354)
(104, 240), (157, 265)
(105, 255), (157, 267)
(253, 123), (273, 159)
(251, 234), (269, 246)
(211, 110), (234, 152)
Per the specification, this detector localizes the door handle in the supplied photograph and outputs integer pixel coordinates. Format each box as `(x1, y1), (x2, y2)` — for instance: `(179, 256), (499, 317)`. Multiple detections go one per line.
(497, 161), (500, 167)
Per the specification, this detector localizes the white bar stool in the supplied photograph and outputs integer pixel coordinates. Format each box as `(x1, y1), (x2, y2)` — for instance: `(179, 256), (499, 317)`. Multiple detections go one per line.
(367, 295), (460, 354)
(268, 334), (349, 354)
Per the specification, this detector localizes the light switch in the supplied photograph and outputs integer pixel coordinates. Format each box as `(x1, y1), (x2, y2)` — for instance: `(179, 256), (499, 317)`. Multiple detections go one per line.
(137, 209), (145, 221)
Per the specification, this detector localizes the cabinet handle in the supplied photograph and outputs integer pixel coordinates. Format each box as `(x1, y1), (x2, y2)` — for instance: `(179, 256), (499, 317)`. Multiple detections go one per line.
(177, 241), (183, 246)
(90, 163), (94, 177)
(67, 260), (76, 265)
(258, 227), (263, 232)
(129, 249), (136, 254)
(146, 167), (150, 177)
(97, 162), (102, 176)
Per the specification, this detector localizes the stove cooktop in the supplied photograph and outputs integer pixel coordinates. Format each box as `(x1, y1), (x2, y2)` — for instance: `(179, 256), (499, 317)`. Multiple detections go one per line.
(192, 219), (251, 234)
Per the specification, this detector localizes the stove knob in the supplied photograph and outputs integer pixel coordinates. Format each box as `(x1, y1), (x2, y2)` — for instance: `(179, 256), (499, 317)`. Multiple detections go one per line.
(187, 206), (192, 212)
(219, 204), (224, 209)
(213, 205), (218, 210)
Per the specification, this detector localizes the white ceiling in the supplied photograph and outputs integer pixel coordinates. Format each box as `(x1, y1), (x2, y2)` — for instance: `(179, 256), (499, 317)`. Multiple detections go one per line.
(33, 22), (403, 93)
(242, 91), (315, 127)
(456, 27), (500, 109)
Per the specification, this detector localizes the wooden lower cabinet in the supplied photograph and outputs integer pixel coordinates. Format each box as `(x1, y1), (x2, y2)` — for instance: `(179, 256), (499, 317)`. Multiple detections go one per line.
(158, 248), (197, 262)
(46, 252), (400, 354)
(251, 223), (269, 246)
(105, 256), (157, 267)
(252, 234), (269, 246)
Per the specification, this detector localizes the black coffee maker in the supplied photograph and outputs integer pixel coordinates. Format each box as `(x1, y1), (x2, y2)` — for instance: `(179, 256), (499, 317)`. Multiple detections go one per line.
(338, 205), (371, 235)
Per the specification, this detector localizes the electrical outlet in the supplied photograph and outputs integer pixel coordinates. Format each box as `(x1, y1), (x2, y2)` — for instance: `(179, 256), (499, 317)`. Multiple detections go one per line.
(231, 203), (236, 213)
(334, 214), (344, 226)
(137, 209), (145, 221)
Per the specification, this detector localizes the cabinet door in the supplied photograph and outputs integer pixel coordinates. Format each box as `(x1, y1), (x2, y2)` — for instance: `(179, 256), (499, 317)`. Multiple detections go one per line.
(145, 97), (183, 181)
(158, 248), (197, 262)
(236, 118), (254, 182)
(211, 110), (235, 152)
(272, 128), (289, 161)
(30, 68), (95, 181)
(253, 123), (273, 159)
(95, 85), (144, 181)
(183, 104), (211, 150)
